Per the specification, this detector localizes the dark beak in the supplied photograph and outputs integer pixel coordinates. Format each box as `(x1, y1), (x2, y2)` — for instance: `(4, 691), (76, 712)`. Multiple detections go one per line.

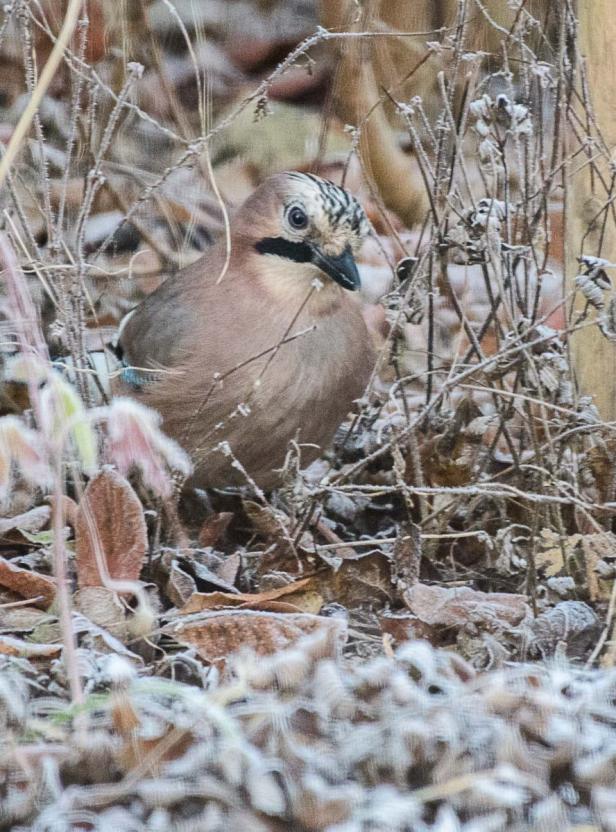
(311, 245), (361, 292)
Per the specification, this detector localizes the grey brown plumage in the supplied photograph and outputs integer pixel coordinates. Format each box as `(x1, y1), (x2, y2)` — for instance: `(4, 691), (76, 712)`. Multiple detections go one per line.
(115, 172), (376, 489)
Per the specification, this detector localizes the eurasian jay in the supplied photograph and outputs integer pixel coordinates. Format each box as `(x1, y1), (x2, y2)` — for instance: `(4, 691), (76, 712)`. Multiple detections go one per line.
(114, 172), (376, 489)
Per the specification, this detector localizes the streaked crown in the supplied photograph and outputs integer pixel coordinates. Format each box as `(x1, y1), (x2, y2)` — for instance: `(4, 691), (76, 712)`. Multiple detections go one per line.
(283, 172), (368, 252)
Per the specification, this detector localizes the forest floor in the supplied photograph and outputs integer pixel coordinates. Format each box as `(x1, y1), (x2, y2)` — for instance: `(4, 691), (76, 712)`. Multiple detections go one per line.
(1, 2), (616, 830)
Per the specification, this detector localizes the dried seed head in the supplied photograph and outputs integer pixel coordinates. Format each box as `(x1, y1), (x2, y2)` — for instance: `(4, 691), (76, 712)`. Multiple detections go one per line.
(103, 654), (136, 689)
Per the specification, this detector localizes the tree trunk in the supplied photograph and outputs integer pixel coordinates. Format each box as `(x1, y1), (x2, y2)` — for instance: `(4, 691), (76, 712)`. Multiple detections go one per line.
(567, 0), (616, 418)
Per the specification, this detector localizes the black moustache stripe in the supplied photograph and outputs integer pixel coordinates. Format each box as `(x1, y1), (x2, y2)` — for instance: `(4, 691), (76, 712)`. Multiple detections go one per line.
(255, 236), (313, 264)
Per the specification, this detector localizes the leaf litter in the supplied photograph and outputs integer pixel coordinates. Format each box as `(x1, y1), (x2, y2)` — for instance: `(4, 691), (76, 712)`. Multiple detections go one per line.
(0, 0), (616, 828)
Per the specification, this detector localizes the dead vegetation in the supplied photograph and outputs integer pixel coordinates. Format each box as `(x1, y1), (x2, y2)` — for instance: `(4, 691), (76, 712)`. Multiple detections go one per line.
(2, 0), (616, 828)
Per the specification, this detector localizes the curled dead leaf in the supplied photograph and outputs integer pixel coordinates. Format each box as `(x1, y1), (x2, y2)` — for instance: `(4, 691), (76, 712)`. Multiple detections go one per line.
(216, 552), (241, 586)
(178, 577), (321, 615)
(166, 560), (198, 607)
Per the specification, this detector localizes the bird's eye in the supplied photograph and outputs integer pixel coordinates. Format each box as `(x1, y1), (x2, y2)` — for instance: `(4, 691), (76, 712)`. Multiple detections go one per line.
(287, 205), (308, 230)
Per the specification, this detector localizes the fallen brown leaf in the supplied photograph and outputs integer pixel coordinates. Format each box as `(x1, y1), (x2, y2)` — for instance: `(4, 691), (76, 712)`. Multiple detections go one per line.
(215, 552), (241, 586)
(0, 556), (56, 607)
(379, 610), (435, 644)
(0, 635), (61, 657)
(75, 468), (147, 588)
(321, 551), (394, 607)
(198, 512), (233, 548)
(47, 494), (79, 530)
(404, 583), (530, 631)
(165, 560), (197, 607)
(164, 609), (346, 666)
(0, 505), (51, 541)
(178, 577), (321, 615)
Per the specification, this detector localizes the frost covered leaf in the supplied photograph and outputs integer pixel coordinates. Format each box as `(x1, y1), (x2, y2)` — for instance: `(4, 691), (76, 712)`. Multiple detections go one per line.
(529, 601), (600, 660)
(379, 610), (435, 645)
(575, 255), (614, 310)
(178, 577), (322, 615)
(0, 556), (56, 607)
(319, 550), (394, 607)
(75, 467), (147, 588)
(166, 560), (198, 607)
(0, 505), (50, 540)
(469, 93), (532, 138)
(0, 635), (61, 657)
(243, 499), (290, 539)
(163, 609), (347, 667)
(404, 583), (530, 631)
(73, 586), (129, 639)
(599, 295), (616, 340)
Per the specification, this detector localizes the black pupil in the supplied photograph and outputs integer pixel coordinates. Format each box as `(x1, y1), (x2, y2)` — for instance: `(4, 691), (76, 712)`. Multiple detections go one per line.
(289, 207), (307, 229)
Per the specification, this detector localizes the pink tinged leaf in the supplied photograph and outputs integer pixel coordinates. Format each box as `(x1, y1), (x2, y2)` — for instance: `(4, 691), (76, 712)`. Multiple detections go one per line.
(105, 398), (192, 497)
(0, 416), (52, 497)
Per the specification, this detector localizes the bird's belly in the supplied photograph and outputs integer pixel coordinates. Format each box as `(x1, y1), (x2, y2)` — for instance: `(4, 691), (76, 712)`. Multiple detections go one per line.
(183, 333), (369, 488)
(184, 374), (344, 488)
(140, 307), (374, 490)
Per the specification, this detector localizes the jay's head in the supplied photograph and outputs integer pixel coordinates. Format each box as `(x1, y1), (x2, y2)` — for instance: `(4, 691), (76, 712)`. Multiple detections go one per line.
(238, 172), (369, 293)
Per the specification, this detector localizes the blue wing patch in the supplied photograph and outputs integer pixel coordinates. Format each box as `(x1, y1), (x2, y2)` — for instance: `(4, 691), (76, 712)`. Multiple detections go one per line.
(120, 363), (160, 390)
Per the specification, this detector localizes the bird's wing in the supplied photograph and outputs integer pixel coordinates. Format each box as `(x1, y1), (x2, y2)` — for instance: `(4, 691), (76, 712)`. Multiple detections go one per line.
(117, 257), (209, 374)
